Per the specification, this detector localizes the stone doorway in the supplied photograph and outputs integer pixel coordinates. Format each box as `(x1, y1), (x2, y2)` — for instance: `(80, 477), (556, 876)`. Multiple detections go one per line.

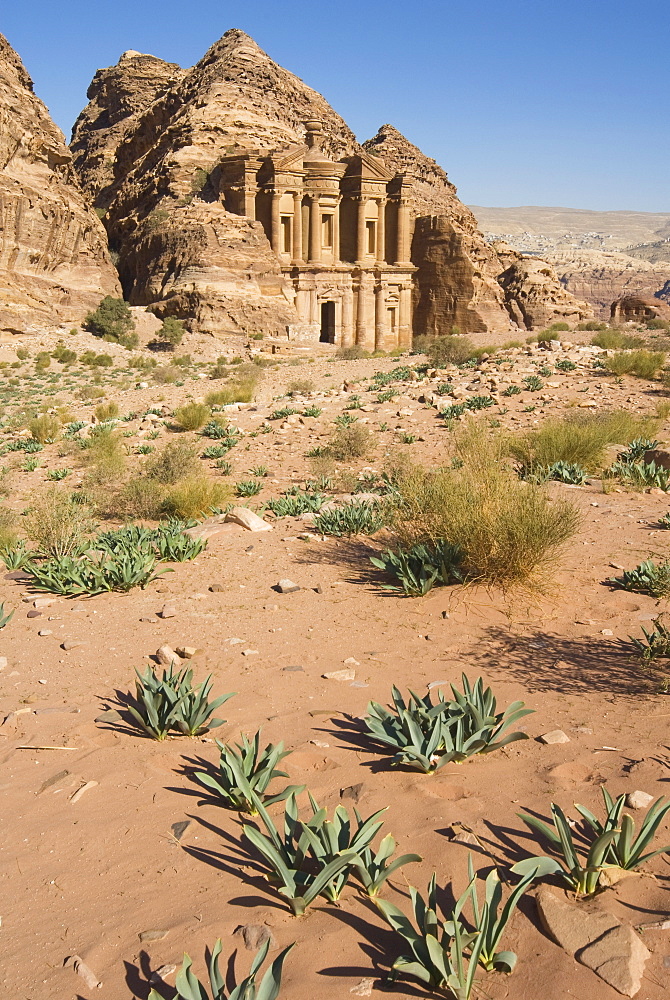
(320, 301), (336, 343)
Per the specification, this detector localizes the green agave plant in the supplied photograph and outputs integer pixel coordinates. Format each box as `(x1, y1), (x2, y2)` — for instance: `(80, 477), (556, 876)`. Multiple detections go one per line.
(355, 832), (422, 897)
(129, 663), (235, 741)
(376, 861), (533, 999)
(147, 938), (293, 1000)
(364, 676), (533, 774)
(243, 791), (357, 916)
(195, 731), (304, 814)
(0, 601), (13, 629)
(511, 787), (670, 895)
(313, 501), (386, 537)
(370, 540), (464, 597)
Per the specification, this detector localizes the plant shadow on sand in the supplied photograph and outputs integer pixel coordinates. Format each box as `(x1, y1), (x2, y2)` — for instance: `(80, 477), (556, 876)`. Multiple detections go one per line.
(470, 626), (658, 697)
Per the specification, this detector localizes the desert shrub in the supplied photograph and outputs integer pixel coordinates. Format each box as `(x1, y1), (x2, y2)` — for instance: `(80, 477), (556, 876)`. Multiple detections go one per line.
(148, 939), (292, 1000)
(84, 296), (138, 348)
(152, 364), (179, 384)
(174, 402), (211, 431)
(0, 507), (18, 550)
(510, 410), (660, 472)
(81, 426), (127, 487)
(16, 347), (29, 361)
(29, 414), (60, 443)
(52, 345), (77, 364)
(110, 477), (166, 520)
(604, 350), (665, 379)
(335, 344), (370, 360)
(163, 476), (229, 519)
(144, 440), (200, 484)
(93, 401), (119, 422)
(579, 320), (608, 331)
(286, 378), (315, 395)
(77, 386), (106, 401)
(610, 559), (670, 599)
(314, 501), (386, 537)
(591, 330), (644, 349)
(386, 423), (580, 590)
(205, 376), (258, 405)
(326, 423), (374, 461)
(24, 489), (95, 557)
(413, 334), (475, 366)
(151, 316), (184, 349)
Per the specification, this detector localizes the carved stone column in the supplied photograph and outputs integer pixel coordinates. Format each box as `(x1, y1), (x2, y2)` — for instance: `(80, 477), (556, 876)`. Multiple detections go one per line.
(376, 198), (386, 264)
(396, 198), (410, 264)
(341, 283), (354, 347)
(332, 201), (341, 262)
(244, 187), (256, 219)
(292, 192), (303, 264)
(375, 284), (388, 350)
(399, 283), (413, 348)
(270, 192), (281, 253)
(356, 196), (367, 264)
(356, 273), (374, 350)
(309, 195), (321, 264)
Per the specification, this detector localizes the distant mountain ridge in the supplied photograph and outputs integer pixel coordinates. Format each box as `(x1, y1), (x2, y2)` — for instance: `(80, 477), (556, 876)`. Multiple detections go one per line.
(469, 205), (670, 250)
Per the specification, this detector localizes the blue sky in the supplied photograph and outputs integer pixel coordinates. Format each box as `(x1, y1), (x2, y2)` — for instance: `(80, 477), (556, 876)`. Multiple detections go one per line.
(3, 0), (668, 211)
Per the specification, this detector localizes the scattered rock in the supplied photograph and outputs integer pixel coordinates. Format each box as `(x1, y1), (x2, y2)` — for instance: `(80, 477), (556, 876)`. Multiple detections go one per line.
(343, 656), (360, 666)
(27, 610), (43, 619)
(225, 507), (273, 532)
(241, 649), (259, 656)
(170, 820), (191, 841)
(539, 730), (570, 745)
(282, 665), (303, 672)
(175, 646), (199, 659)
(95, 709), (121, 723)
(536, 887), (649, 996)
(64, 955), (102, 990)
(233, 924), (273, 951)
(34, 705), (79, 715)
(0, 656), (6, 671)
(340, 782), (364, 803)
(150, 965), (177, 984)
(446, 823), (480, 846)
(209, 583), (225, 592)
(322, 668), (355, 682)
(139, 929), (169, 942)
(626, 790), (654, 810)
(156, 645), (178, 666)
(159, 604), (177, 619)
(61, 640), (86, 651)
(37, 629), (52, 636)
(276, 579), (300, 594)
(37, 769), (70, 794)
(350, 979), (375, 997)
(33, 597), (57, 609)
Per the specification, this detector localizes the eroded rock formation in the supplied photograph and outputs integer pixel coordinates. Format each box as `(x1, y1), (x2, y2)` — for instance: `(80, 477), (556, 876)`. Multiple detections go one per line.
(495, 243), (593, 329)
(611, 295), (670, 325)
(0, 33), (120, 333)
(548, 250), (670, 320)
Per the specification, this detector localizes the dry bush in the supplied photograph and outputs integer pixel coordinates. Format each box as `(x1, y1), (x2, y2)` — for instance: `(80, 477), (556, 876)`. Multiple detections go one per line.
(174, 402), (211, 430)
(326, 424), (375, 461)
(144, 440), (200, 484)
(0, 507), (18, 549)
(509, 410), (660, 472)
(388, 422), (580, 590)
(205, 375), (258, 406)
(29, 414), (61, 443)
(107, 478), (166, 520)
(286, 379), (315, 395)
(24, 488), (96, 556)
(591, 330), (644, 349)
(604, 350), (666, 379)
(94, 401), (119, 421)
(163, 476), (230, 519)
(412, 334), (474, 366)
(335, 345), (370, 360)
(81, 426), (127, 487)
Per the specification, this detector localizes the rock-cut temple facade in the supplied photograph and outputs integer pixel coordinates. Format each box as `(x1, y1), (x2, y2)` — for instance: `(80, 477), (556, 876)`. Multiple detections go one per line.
(218, 119), (416, 350)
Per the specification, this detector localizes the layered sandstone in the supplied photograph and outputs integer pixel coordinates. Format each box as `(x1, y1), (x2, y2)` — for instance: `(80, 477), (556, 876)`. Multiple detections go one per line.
(70, 50), (184, 208)
(545, 249), (670, 320)
(0, 34), (120, 333)
(495, 243), (593, 329)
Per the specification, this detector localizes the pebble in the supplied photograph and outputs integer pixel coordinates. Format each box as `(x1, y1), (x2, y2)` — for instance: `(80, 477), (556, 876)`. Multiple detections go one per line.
(61, 640), (85, 651)
(340, 782), (364, 802)
(175, 646), (199, 659)
(539, 730), (570, 745)
(626, 790), (654, 810)
(150, 965), (176, 984)
(323, 668), (356, 682)
(159, 604), (177, 619)
(343, 657), (360, 666)
(282, 665), (303, 672)
(27, 610), (42, 619)
(0, 657), (6, 671)
(170, 820), (190, 841)
(95, 709), (121, 723)
(233, 924), (273, 951)
(350, 978), (375, 996)
(139, 929), (168, 942)
(156, 645), (178, 666)
(209, 583), (225, 592)
(38, 629), (53, 636)
(241, 649), (259, 656)
(601, 629), (614, 636)
(276, 578), (300, 594)
(139, 617), (157, 623)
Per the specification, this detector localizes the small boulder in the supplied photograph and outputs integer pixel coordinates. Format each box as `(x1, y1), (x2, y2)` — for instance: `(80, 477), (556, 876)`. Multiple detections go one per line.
(156, 645), (178, 666)
(225, 507), (272, 532)
(625, 790), (654, 810)
(539, 729), (570, 745)
(276, 579), (300, 594)
(322, 668), (355, 682)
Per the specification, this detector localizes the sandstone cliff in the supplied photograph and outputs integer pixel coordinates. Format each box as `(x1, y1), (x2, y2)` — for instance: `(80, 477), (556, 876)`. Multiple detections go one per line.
(611, 295), (670, 324)
(0, 34), (120, 333)
(547, 249), (670, 319)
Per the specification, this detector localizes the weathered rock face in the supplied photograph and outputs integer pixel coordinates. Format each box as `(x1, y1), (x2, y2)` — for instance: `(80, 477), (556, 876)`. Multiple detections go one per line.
(0, 34), (120, 333)
(70, 50), (184, 209)
(611, 295), (670, 324)
(364, 125), (512, 334)
(495, 243), (594, 329)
